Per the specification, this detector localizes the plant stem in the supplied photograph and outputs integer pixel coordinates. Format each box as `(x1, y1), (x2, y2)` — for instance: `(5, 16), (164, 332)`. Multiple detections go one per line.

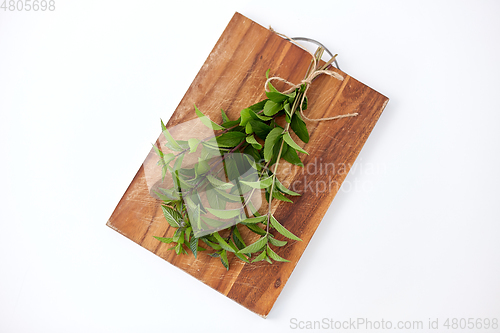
(183, 141), (247, 196)
(264, 46), (324, 235)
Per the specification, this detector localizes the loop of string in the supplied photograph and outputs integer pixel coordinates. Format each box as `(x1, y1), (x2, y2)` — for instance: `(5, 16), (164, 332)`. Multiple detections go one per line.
(265, 28), (358, 122)
(291, 37), (340, 70)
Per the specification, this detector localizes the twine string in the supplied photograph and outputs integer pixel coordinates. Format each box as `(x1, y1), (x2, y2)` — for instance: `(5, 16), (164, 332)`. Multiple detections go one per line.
(265, 28), (358, 122)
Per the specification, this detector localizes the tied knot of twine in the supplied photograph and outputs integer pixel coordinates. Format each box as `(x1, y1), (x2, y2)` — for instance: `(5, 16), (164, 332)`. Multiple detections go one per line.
(265, 28), (359, 122)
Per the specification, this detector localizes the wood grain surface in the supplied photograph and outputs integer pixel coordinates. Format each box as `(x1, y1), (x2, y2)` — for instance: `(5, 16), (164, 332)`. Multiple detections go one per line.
(107, 12), (388, 317)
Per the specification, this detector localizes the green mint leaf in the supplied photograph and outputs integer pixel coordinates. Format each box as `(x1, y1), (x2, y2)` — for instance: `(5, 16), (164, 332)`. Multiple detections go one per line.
(281, 142), (304, 166)
(237, 236), (268, 254)
(264, 127), (283, 161)
(201, 218), (226, 232)
(254, 113), (272, 121)
(189, 237), (199, 258)
(245, 122), (253, 134)
(159, 188), (180, 200)
(243, 223), (267, 235)
(283, 103), (291, 116)
(175, 242), (183, 255)
(212, 188), (241, 202)
(263, 100), (282, 116)
(213, 232), (236, 253)
(153, 236), (174, 244)
(251, 250), (268, 263)
(270, 215), (302, 241)
(301, 95), (308, 111)
(248, 120), (272, 140)
(220, 250), (229, 270)
(238, 103), (273, 122)
(206, 207), (241, 219)
(266, 91), (289, 104)
(272, 190), (293, 202)
(240, 176), (273, 189)
(178, 230), (185, 245)
(234, 251), (250, 263)
(224, 158), (240, 182)
(275, 178), (300, 196)
(194, 104), (225, 130)
(240, 215), (267, 224)
(265, 70), (279, 93)
(216, 131), (246, 147)
(227, 239), (240, 252)
(283, 132), (308, 155)
(176, 140), (190, 150)
(163, 153), (176, 166)
(161, 124), (183, 151)
(222, 119), (241, 128)
(270, 136), (286, 165)
(161, 165), (167, 181)
(240, 108), (253, 127)
(152, 143), (164, 158)
(269, 236), (287, 247)
(243, 145), (262, 163)
(184, 227), (192, 243)
(220, 108), (229, 122)
(172, 153), (184, 174)
(206, 186), (227, 210)
(266, 245), (290, 262)
(245, 201), (260, 216)
(247, 99), (268, 112)
(201, 237), (222, 250)
(160, 118), (167, 131)
(173, 228), (184, 244)
(291, 112), (310, 143)
(196, 157), (211, 174)
(188, 138), (200, 153)
(206, 174), (234, 190)
(245, 135), (262, 150)
(232, 226), (246, 250)
(161, 205), (182, 228)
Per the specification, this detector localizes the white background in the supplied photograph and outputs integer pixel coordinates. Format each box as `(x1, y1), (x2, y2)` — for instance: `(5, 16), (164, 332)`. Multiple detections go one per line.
(1, 1), (499, 332)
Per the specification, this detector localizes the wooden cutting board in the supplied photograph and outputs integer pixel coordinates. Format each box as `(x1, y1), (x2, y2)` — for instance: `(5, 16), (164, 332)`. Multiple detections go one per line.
(107, 12), (388, 317)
